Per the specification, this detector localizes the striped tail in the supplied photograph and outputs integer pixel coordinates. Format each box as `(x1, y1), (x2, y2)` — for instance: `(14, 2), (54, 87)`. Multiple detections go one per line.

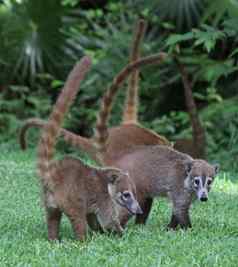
(37, 56), (91, 190)
(19, 118), (47, 150)
(123, 19), (146, 124)
(94, 53), (167, 158)
(19, 118), (96, 160)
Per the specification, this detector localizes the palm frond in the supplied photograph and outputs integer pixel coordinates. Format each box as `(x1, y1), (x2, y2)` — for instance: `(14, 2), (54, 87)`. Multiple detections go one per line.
(0, 0), (84, 85)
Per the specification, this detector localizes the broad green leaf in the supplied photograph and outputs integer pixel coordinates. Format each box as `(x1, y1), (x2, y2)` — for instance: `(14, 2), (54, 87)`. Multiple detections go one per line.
(166, 32), (194, 46)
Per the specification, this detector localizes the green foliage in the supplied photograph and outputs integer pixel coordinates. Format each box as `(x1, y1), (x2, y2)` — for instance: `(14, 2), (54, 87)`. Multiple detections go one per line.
(203, 0), (238, 25)
(144, 111), (190, 140)
(142, 0), (205, 31)
(0, 82), (51, 141)
(0, 0), (83, 84)
(201, 97), (238, 171)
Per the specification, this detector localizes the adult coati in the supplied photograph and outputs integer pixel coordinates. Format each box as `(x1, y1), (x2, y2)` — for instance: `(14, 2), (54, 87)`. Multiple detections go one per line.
(113, 145), (219, 229)
(36, 56), (142, 241)
(19, 20), (171, 164)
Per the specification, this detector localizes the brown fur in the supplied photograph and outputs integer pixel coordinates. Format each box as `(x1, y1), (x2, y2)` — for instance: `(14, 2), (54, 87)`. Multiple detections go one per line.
(122, 19), (146, 124)
(37, 57), (141, 241)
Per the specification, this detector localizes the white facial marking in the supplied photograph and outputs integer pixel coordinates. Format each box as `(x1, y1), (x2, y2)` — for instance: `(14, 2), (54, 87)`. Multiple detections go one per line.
(195, 176), (211, 200)
(193, 176), (202, 187)
(206, 177), (213, 187)
(107, 184), (115, 197)
(184, 175), (190, 189)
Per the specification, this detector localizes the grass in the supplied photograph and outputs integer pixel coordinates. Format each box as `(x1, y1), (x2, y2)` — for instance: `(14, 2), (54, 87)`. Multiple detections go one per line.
(0, 146), (238, 267)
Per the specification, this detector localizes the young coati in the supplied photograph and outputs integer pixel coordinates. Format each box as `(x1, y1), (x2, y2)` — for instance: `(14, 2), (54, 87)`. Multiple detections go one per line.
(19, 20), (171, 164)
(37, 56), (142, 241)
(19, 52), (170, 164)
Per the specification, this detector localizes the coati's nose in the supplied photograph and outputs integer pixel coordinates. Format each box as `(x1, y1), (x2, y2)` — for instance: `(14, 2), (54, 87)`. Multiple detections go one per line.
(200, 196), (208, 202)
(199, 191), (208, 202)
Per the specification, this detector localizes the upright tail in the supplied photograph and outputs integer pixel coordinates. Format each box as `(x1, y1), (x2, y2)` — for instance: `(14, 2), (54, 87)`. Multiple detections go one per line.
(123, 19), (146, 124)
(94, 53), (167, 158)
(19, 118), (96, 160)
(37, 56), (91, 189)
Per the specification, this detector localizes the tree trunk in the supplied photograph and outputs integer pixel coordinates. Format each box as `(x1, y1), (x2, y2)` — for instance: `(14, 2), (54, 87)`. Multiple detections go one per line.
(174, 56), (206, 159)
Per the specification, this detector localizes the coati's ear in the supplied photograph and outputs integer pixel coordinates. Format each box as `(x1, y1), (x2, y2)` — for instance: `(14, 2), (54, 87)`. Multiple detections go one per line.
(213, 164), (220, 175)
(184, 160), (193, 175)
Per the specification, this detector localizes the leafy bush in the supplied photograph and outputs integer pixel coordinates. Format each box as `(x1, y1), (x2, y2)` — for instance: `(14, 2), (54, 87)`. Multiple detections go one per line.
(201, 97), (238, 171)
(0, 81), (51, 142)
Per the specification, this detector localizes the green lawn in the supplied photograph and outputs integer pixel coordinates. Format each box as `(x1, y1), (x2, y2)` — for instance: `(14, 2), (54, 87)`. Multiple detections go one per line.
(0, 146), (238, 267)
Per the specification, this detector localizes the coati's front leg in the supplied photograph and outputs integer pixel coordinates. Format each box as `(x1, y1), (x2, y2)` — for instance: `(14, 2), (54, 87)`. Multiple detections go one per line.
(167, 209), (191, 230)
(135, 198), (153, 225)
(168, 197), (192, 230)
(46, 208), (62, 241)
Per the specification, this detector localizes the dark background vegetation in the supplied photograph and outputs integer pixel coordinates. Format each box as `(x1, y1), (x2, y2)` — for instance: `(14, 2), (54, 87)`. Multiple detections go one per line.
(1, 0), (238, 170)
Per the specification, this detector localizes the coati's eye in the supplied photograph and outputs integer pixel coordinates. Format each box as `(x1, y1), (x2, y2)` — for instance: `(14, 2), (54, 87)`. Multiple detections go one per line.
(207, 179), (212, 186)
(110, 174), (118, 182)
(121, 191), (132, 202)
(122, 192), (131, 199)
(194, 179), (200, 186)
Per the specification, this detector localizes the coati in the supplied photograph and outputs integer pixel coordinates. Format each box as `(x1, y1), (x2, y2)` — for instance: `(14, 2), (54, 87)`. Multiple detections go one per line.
(19, 20), (171, 164)
(36, 56), (142, 241)
(113, 145), (219, 229)
(19, 52), (170, 164)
